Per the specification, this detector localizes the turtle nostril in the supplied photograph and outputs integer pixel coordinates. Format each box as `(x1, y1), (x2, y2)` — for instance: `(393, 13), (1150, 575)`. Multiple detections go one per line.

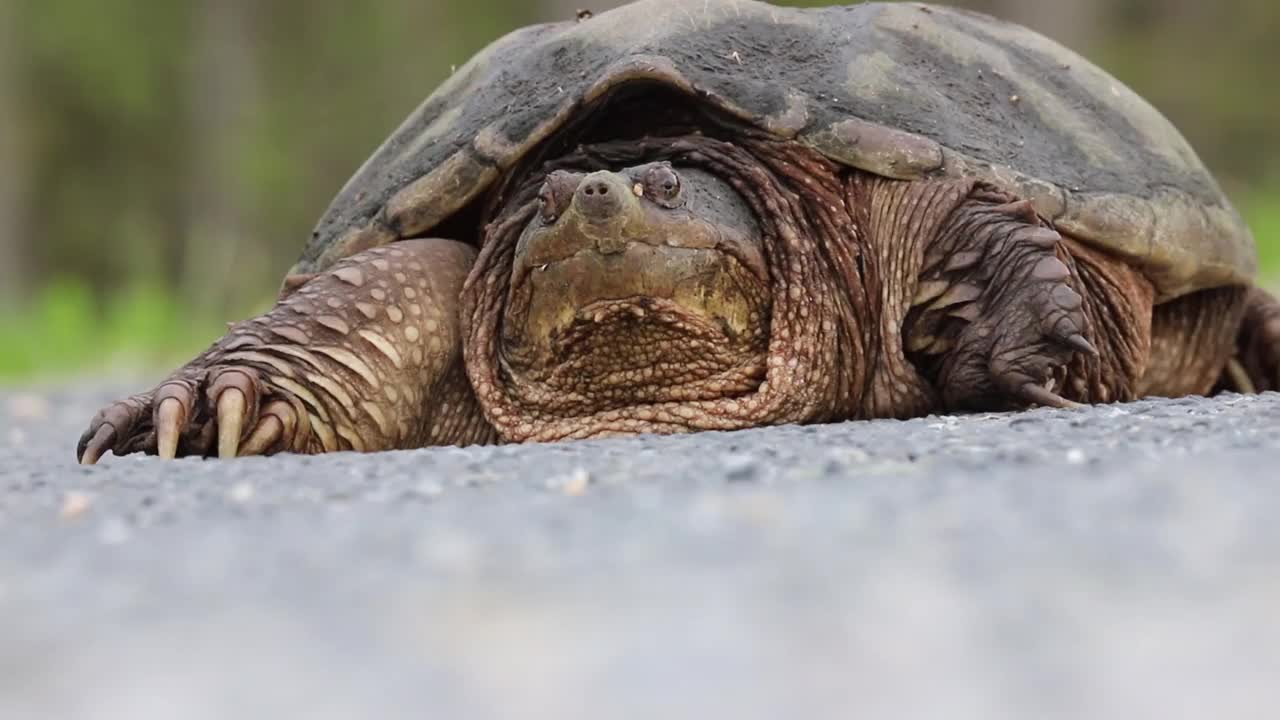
(575, 176), (625, 220)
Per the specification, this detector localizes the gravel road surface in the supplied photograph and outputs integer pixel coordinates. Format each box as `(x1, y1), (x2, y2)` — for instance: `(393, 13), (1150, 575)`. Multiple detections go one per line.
(2, 385), (1279, 719)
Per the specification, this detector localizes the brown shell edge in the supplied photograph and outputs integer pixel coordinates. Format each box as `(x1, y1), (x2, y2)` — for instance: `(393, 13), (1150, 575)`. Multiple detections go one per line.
(804, 120), (1254, 300)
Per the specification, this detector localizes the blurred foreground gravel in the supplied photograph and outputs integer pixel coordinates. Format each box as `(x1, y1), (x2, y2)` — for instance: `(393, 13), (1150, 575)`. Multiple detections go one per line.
(2, 385), (1279, 719)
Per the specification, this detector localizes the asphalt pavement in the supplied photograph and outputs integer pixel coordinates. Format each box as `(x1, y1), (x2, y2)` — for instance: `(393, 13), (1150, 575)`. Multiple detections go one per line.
(2, 384), (1279, 719)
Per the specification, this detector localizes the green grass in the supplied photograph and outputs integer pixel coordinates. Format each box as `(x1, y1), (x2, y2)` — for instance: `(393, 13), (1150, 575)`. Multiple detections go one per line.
(2, 195), (1278, 385)
(0, 279), (233, 384)
(1247, 195), (1280, 278)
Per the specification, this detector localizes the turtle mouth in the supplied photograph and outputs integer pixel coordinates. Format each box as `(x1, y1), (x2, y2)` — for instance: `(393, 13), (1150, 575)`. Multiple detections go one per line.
(506, 241), (769, 349)
(498, 239), (772, 403)
(511, 219), (769, 290)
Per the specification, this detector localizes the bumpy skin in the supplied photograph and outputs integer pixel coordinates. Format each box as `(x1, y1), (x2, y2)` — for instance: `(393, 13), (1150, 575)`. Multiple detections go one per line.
(79, 240), (493, 463)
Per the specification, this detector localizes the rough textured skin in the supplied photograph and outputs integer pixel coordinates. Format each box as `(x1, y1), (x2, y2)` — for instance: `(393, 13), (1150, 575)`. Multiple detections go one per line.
(78, 241), (493, 462)
(297, 0), (1253, 299)
(462, 138), (864, 442)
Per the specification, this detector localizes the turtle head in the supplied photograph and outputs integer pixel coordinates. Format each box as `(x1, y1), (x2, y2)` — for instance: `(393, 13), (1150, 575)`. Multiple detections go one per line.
(501, 162), (771, 405)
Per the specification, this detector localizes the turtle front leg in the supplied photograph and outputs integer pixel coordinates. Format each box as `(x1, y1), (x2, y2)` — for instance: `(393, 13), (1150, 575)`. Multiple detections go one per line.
(78, 239), (493, 464)
(900, 185), (1117, 411)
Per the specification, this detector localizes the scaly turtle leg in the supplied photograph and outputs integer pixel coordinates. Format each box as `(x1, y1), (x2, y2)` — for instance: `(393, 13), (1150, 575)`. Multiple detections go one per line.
(900, 184), (1101, 411)
(78, 239), (492, 464)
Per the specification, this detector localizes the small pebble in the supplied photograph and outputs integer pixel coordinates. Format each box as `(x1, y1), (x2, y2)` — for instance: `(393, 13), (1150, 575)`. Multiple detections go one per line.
(7, 393), (50, 421)
(229, 482), (255, 504)
(59, 491), (93, 520)
(548, 468), (592, 496)
(723, 454), (759, 482)
(417, 480), (445, 498)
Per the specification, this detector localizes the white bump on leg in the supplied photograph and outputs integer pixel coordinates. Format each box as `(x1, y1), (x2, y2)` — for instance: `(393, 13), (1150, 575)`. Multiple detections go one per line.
(304, 372), (356, 414)
(272, 326), (310, 345)
(358, 329), (403, 368)
(360, 401), (393, 436)
(316, 316), (351, 335)
(312, 346), (378, 387)
(332, 267), (364, 287)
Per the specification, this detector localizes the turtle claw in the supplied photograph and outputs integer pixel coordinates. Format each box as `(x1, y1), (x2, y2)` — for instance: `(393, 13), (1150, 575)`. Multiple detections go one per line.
(240, 415), (283, 457)
(208, 368), (262, 459)
(78, 424), (116, 466)
(77, 392), (152, 465)
(927, 193), (1098, 412)
(1017, 382), (1083, 410)
(1063, 333), (1099, 357)
(77, 362), (310, 462)
(216, 389), (247, 459)
(154, 397), (185, 460)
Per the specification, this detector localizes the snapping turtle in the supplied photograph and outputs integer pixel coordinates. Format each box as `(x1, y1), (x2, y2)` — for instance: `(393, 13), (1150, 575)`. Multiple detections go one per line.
(78, 0), (1280, 462)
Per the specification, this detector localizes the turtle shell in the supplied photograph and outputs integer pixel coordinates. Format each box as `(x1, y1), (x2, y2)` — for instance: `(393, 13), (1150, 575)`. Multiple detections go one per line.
(296, 0), (1255, 300)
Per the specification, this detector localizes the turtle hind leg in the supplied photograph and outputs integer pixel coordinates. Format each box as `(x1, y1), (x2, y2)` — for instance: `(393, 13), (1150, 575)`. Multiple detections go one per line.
(1135, 286), (1247, 398)
(1226, 287), (1280, 392)
(77, 238), (493, 464)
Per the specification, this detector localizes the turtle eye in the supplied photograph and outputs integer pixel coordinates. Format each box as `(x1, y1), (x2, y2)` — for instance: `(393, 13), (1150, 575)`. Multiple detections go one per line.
(537, 183), (558, 224)
(538, 170), (581, 224)
(644, 164), (682, 207)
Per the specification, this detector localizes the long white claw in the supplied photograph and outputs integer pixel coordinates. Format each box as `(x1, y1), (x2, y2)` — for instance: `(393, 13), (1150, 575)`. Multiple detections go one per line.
(1019, 382), (1084, 410)
(155, 398), (184, 459)
(240, 416), (283, 457)
(80, 425), (115, 465)
(217, 389), (247, 459)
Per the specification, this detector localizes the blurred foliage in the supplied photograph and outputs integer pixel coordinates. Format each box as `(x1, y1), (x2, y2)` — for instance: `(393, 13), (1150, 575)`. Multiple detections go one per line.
(0, 0), (1277, 382)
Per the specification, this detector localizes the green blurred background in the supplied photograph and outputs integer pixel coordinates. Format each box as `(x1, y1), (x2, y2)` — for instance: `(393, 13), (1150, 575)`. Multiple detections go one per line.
(0, 0), (1277, 383)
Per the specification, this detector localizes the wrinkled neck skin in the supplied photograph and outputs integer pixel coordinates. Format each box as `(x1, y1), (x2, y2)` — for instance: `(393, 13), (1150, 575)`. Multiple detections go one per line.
(462, 135), (873, 442)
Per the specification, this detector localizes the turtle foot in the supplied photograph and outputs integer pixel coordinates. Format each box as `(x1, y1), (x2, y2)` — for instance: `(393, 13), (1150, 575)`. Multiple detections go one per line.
(909, 194), (1096, 411)
(77, 366), (311, 464)
(77, 238), (484, 463)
